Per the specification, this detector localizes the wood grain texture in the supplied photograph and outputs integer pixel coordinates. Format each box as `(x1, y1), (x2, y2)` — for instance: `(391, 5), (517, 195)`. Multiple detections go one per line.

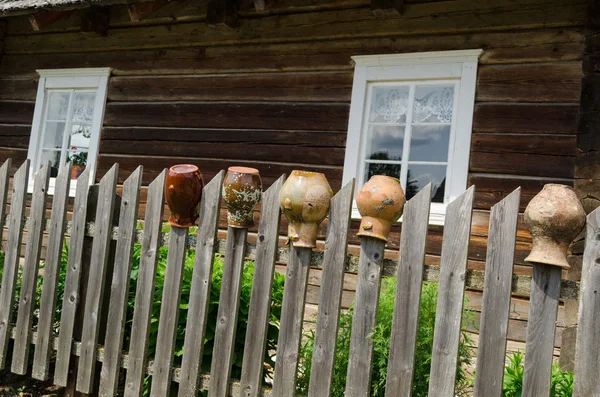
(99, 166), (143, 397)
(573, 208), (600, 397)
(470, 151), (575, 178)
(272, 245), (314, 396)
(307, 180), (354, 397)
(345, 237), (386, 397)
(473, 188), (520, 397)
(208, 227), (249, 397)
(76, 164), (119, 394)
(123, 170), (166, 397)
(239, 175), (284, 397)
(471, 133), (577, 156)
(473, 103), (579, 134)
(384, 184), (432, 397)
(0, 100), (34, 124)
(427, 186), (474, 397)
(150, 226), (189, 397)
(0, 160), (29, 369)
(178, 171), (225, 397)
(11, 162), (50, 374)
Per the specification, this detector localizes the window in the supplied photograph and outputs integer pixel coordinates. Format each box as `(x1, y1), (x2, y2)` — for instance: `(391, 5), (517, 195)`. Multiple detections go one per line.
(342, 50), (482, 225)
(27, 68), (111, 194)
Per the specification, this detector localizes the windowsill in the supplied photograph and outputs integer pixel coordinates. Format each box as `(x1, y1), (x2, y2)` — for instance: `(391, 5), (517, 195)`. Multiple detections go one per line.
(28, 177), (79, 197)
(350, 201), (446, 226)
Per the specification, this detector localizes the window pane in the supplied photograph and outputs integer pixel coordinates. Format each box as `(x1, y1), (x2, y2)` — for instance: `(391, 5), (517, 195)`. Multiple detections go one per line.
(409, 125), (450, 162)
(72, 92), (96, 123)
(46, 92), (70, 121)
(412, 86), (454, 123)
(69, 124), (92, 151)
(40, 149), (63, 177)
(369, 86), (410, 123)
(366, 125), (404, 161)
(365, 162), (401, 182)
(406, 164), (446, 202)
(42, 121), (66, 150)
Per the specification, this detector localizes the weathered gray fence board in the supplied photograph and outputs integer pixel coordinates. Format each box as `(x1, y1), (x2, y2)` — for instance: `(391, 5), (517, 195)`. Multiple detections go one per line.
(427, 186), (474, 397)
(0, 160), (29, 369)
(573, 208), (600, 397)
(384, 184), (432, 397)
(150, 225), (189, 397)
(239, 175), (285, 397)
(0, 159), (11, 248)
(76, 164), (120, 394)
(124, 170), (166, 397)
(178, 171), (225, 397)
(345, 238), (386, 397)
(11, 162), (50, 374)
(307, 180), (354, 397)
(99, 166), (143, 397)
(54, 168), (91, 387)
(32, 164), (71, 380)
(208, 227), (249, 397)
(522, 264), (562, 397)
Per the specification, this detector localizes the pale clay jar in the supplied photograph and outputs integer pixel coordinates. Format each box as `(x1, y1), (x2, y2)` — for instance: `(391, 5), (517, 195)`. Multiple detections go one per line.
(279, 170), (333, 248)
(524, 184), (585, 269)
(356, 175), (406, 242)
(222, 166), (262, 228)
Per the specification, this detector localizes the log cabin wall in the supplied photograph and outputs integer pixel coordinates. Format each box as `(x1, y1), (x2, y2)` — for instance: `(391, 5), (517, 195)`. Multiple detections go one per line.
(0, 0), (586, 353)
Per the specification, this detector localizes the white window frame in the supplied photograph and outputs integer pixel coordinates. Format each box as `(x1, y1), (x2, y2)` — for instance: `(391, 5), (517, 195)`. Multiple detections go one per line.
(27, 67), (111, 196)
(342, 50), (482, 225)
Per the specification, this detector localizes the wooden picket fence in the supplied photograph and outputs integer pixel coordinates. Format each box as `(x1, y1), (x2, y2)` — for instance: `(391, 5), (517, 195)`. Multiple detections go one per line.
(0, 157), (599, 397)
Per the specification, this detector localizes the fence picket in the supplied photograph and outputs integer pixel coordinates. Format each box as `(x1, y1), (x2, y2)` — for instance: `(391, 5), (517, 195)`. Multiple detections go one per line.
(427, 186), (474, 397)
(99, 166), (143, 397)
(573, 208), (600, 396)
(178, 171), (226, 397)
(237, 175), (285, 397)
(54, 168), (92, 386)
(11, 162), (50, 374)
(32, 164), (71, 380)
(76, 164), (120, 393)
(0, 160), (29, 369)
(124, 170), (166, 397)
(473, 188), (520, 397)
(384, 184), (432, 397)
(0, 159), (11, 249)
(307, 179), (355, 397)
(150, 225), (189, 397)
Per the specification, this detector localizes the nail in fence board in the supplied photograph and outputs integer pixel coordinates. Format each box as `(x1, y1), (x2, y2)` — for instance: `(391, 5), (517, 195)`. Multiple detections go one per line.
(99, 166), (143, 397)
(238, 175), (285, 397)
(0, 159), (11, 251)
(427, 186), (474, 397)
(384, 184), (432, 397)
(11, 162), (50, 374)
(307, 179), (355, 397)
(76, 164), (120, 393)
(0, 160), (29, 369)
(573, 208), (600, 396)
(473, 188), (520, 397)
(150, 225), (189, 397)
(123, 170), (166, 397)
(272, 245), (314, 396)
(54, 168), (92, 386)
(178, 171), (225, 397)
(32, 164), (71, 380)
(208, 226), (249, 397)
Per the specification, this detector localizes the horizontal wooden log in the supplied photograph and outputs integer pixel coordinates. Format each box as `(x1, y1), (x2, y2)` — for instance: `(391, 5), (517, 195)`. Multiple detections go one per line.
(472, 103), (579, 134)
(470, 152), (575, 178)
(0, 125), (31, 149)
(471, 133), (577, 156)
(0, 101), (34, 124)
(0, 149), (27, 172)
(0, 78), (39, 100)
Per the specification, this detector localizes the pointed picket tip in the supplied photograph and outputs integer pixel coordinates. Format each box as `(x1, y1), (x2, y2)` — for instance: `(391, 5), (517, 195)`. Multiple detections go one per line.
(75, 166), (91, 190)
(0, 158), (12, 178)
(264, 174), (286, 197)
(13, 159), (31, 184)
(490, 187), (521, 214)
(447, 185), (475, 214)
(100, 163), (119, 186)
(148, 168), (167, 193)
(56, 161), (72, 184)
(334, 178), (355, 201)
(406, 183), (432, 209)
(123, 165), (144, 191)
(204, 169), (226, 192)
(33, 161), (51, 187)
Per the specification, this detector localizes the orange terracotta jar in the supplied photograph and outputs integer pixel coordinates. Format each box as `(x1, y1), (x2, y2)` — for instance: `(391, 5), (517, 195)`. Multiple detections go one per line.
(222, 166), (262, 228)
(165, 164), (204, 228)
(356, 175), (405, 242)
(279, 170), (333, 248)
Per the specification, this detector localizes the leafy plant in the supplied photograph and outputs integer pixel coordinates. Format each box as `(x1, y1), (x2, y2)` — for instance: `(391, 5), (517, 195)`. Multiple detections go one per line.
(503, 351), (573, 397)
(69, 151), (87, 167)
(296, 280), (475, 396)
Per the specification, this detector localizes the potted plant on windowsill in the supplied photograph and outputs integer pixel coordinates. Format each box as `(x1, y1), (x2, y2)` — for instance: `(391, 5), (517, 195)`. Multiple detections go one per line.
(70, 151), (87, 179)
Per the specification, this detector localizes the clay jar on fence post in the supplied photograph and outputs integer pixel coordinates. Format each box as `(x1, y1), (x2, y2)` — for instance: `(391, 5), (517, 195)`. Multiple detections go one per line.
(524, 184), (586, 269)
(356, 175), (406, 242)
(279, 170), (333, 248)
(165, 164), (204, 228)
(222, 166), (262, 228)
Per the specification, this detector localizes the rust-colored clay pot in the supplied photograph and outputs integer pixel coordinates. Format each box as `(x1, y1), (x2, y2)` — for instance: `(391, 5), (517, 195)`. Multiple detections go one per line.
(222, 166), (262, 228)
(279, 170), (333, 248)
(524, 184), (585, 269)
(356, 175), (405, 242)
(165, 164), (204, 228)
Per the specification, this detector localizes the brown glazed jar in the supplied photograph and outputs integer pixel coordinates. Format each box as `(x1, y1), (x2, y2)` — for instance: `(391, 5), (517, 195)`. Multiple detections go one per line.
(279, 170), (333, 248)
(524, 184), (585, 269)
(222, 166), (262, 228)
(356, 175), (405, 242)
(164, 164), (204, 228)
